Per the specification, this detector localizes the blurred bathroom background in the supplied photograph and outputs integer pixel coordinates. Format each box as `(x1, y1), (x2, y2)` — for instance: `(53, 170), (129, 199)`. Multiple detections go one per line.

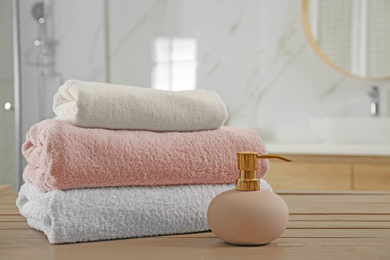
(1, 0), (390, 190)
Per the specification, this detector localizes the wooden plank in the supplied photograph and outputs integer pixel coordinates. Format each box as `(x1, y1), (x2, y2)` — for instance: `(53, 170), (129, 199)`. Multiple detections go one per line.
(289, 214), (390, 221)
(0, 205), (19, 209)
(1, 234), (389, 260)
(0, 222), (31, 230)
(0, 192), (20, 216)
(0, 193), (19, 200)
(0, 238), (51, 248)
(281, 194), (390, 214)
(0, 208), (21, 215)
(0, 201), (18, 207)
(0, 186), (12, 196)
(287, 221), (390, 229)
(1, 191), (18, 197)
(277, 191), (390, 195)
(2, 228), (390, 243)
(0, 216), (26, 222)
(281, 229), (390, 238)
(0, 229), (49, 239)
(0, 196), (18, 206)
(169, 229), (390, 239)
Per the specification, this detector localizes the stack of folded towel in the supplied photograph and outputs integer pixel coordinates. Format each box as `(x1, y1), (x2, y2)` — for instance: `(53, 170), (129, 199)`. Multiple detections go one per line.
(16, 79), (272, 244)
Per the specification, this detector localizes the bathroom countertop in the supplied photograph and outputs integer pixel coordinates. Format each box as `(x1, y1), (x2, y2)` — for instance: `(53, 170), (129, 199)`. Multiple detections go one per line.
(265, 142), (390, 156)
(1, 185), (390, 259)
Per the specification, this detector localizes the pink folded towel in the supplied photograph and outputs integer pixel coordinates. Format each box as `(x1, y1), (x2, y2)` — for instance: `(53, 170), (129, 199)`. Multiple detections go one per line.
(22, 119), (269, 192)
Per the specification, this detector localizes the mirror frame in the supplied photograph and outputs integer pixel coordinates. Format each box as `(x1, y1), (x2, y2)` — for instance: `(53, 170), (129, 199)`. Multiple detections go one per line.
(302, 0), (390, 80)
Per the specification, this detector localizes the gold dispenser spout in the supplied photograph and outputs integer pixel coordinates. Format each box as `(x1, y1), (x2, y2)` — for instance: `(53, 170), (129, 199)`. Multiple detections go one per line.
(236, 152), (292, 191)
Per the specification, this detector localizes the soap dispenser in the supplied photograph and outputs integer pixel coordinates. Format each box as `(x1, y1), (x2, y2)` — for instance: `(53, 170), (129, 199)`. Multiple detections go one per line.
(207, 151), (291, 246)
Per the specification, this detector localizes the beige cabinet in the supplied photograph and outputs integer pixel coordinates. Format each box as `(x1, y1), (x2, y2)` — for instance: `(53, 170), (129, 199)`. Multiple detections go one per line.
(264, 154), (390, 191)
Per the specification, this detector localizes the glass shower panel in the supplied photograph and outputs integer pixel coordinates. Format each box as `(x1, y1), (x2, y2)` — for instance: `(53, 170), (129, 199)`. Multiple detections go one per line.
(0, 0), (108, 191)
(0, 0), (16, 190)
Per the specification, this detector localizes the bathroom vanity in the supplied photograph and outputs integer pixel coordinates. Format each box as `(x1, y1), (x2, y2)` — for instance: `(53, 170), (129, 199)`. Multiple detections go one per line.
(265, 143), (390, 191)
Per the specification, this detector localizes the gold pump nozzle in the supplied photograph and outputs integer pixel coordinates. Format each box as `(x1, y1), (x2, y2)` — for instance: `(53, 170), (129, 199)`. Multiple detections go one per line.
(236, 152), (292, 191)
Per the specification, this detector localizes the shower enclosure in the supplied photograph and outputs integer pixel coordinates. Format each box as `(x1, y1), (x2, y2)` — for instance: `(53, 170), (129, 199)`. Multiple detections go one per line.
(2, 0), (63, 190)
(0, 0), (16, 189)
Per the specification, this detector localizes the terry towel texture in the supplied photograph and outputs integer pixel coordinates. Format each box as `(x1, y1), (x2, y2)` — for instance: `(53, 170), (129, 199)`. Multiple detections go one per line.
(53, 80), (228, 131)
(17, 181), (273, 244)
(23, 119), (269, 192)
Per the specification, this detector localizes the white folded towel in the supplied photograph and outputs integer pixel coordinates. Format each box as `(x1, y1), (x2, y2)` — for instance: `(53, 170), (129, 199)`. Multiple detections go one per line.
(17, 181), (272, 244)
(53, 80), (228, 131)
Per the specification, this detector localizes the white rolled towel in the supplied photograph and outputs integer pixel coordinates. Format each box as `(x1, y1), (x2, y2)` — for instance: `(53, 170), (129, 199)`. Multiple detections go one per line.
(53, 80), (228, 131)
(16, 181), (272, 244)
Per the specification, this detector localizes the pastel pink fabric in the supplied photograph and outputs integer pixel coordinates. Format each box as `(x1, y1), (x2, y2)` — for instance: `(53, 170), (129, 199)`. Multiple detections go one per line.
(22, 119), (269, 192)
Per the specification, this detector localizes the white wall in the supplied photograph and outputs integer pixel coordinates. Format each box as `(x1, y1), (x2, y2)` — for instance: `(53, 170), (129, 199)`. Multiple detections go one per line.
(107, 0), (390, 143)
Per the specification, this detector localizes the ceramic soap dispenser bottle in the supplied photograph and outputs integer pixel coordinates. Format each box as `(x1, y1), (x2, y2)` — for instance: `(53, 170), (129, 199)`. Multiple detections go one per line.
(207, 151), (291, 246)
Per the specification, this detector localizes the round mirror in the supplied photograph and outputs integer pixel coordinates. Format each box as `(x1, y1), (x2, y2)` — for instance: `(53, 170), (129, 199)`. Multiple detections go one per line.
(303, 0), (390, 79)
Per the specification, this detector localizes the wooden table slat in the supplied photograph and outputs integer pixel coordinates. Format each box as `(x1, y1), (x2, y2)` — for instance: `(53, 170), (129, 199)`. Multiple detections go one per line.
(289, 214), (390, 221)
(0, 185), (12, 196)
(0, 222), (31, 230)
(282, 194), (390, 215)
(287, 220), (390, 229)
(0, 216), (27, 222)
(0, 209), (22, 215)
(277, 190), (390, 195)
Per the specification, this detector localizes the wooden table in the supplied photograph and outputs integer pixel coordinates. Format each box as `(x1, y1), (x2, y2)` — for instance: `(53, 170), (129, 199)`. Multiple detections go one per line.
(1, 185), (389, 260)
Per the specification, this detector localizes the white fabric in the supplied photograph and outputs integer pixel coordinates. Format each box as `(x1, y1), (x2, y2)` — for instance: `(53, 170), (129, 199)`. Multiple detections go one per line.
(17, 181), (272, 244)
(53, 80), (228, 131)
